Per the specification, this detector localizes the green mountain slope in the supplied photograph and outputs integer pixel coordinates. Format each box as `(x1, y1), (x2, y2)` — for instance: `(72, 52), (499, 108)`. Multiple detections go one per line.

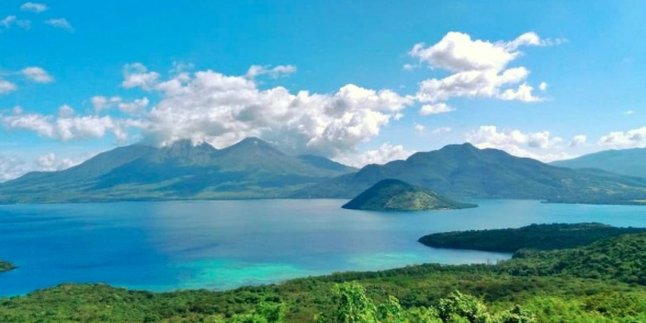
(342, 179), (476, 211)
(0, 138), (355, 203)
(294, 143), (646, 205)
(551, 148), (646, 178)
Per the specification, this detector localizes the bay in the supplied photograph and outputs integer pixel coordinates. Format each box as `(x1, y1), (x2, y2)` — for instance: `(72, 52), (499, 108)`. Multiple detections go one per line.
(0, 199), (644, 296)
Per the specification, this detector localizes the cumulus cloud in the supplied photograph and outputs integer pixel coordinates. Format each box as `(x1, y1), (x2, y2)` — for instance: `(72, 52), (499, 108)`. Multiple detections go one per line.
(0, 153), (85, 182)
(91, 95), (149, 114)
(21, 66), (54, 83)
(20, 2), (47, 13)
(413, 123), (425, 134)
(570, 135), (587, 147)
(45, 18), (73, 31)
(121, 64), (413, 157)
(409, 31), (556, 108)
(419, 103), (454, 115)
(1, 105), (144, 141)
(121, 63), (160, 89)
(466, 125), (568, 162)
(598, 127), (646, 149)
(245, 65), (297, 79)
(0, 79), (17, 94)
(336, 143), (414, 167)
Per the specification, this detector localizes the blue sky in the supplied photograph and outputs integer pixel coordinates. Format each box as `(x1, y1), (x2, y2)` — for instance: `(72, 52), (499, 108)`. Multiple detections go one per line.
(1, 0), (645, 180)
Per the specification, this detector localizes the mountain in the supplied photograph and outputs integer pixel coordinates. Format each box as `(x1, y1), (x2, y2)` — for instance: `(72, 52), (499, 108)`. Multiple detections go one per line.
(551, 148), (646, 178)
(342, 179), (476, 211)
(294, 143), (646, 205)
(0, 138), (356, 203)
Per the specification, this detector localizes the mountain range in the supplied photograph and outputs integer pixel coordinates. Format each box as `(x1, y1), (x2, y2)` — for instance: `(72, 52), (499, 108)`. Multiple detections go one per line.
(1, 139), (645, 205)
(294, 143), (646, 205)
(551, 148), (646, 179)
(0, 138), (355, 203)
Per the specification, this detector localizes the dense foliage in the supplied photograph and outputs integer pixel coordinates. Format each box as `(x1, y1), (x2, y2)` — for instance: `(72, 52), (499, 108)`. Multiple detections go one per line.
(418, 223), (646, 252)
(342, 179), (475, 211)
(1, 232), (644, 322)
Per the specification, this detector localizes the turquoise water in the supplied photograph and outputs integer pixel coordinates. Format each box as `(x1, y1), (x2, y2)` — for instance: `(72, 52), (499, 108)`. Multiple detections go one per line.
(0, 199), (644, 296)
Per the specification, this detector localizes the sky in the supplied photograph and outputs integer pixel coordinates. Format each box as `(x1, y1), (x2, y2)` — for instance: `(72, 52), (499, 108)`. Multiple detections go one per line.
(1, 0), (645, 181)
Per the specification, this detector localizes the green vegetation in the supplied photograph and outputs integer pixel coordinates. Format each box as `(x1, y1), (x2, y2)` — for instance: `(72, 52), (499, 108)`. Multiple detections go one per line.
(0, 138), (356, 203)
(552, 147), (646, 179)
(295, 143), (646, 205)
(419, 223), (646, 252)
(1, 231), (644, 322)
(342, 179), (476, 211)
(0, 260), (14, 272)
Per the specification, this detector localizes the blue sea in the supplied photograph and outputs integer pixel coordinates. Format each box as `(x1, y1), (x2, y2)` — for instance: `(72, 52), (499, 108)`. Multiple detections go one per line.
(0, 199), (644, 296)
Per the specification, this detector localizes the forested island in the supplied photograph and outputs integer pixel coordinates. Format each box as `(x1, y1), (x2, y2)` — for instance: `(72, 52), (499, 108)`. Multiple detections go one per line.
(418, 223), (646, 252)
(0, 225), (643, 322)
(342, 179), (476, 211)
(0, 261), (14, 273)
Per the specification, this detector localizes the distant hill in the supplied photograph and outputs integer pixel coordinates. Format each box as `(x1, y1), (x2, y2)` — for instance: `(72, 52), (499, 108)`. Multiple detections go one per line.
(294, 143), (646, 205)
(551, 148), (646, 178)
(0, 138), (356, 203)
(342, 179), (476, 211)
(418, 223), (646, 252)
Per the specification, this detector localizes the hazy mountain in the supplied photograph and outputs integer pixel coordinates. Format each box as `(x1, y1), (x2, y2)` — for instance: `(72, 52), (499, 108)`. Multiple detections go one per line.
(0, 138), (355, 203)
(294, 143), (646, 205)
(551, 148), (646, 179)
(342, 179), (476, 211)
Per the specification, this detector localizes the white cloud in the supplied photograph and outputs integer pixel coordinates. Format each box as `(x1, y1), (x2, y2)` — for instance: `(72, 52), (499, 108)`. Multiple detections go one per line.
(623, 110), (635, 115)
(419, 102), (454, 115)
(410, 31), (554, 107)
(0, 153), (86, 182)
(127, 64), (413, 158)
(432, 126), (452, 134)
(336, 143), (414, 167)
(1, 106), (144, 141)
(539, 81), (548, 91)
(598, 127), (646, 149)
(91, 95), (149, 114)
(121, 63), (160, 89)
(45, 18), (73, 31)
(1, 15), (16, 27)
(466, 125), (567, 162)
(21, 66), (54, 83)
(413, 123), (425, 133)
(570, 135), (587, 147)
(36, 153), (81, 171)
(0, 15), (29, 29)
(245, 65), (297, 79)
(20, 2), (47, 13)
(0, 79), (17, 94)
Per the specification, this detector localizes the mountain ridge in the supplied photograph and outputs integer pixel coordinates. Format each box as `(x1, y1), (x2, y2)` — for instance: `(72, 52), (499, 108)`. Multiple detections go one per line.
(551, 147), (646, 179)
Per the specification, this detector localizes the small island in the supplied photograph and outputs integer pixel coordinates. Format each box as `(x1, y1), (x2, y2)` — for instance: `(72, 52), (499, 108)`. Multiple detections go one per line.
(342, 179), (476, 211)
(418, 223), (646, 252)
(0, 260), (15, 273)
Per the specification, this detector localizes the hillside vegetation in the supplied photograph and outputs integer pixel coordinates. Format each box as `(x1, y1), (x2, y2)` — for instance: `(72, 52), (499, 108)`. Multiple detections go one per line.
(1, 229), (644, 322)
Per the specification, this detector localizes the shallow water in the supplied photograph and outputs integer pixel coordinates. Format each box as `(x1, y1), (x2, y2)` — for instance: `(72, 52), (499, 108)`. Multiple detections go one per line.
(0, 199), (644, 296)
